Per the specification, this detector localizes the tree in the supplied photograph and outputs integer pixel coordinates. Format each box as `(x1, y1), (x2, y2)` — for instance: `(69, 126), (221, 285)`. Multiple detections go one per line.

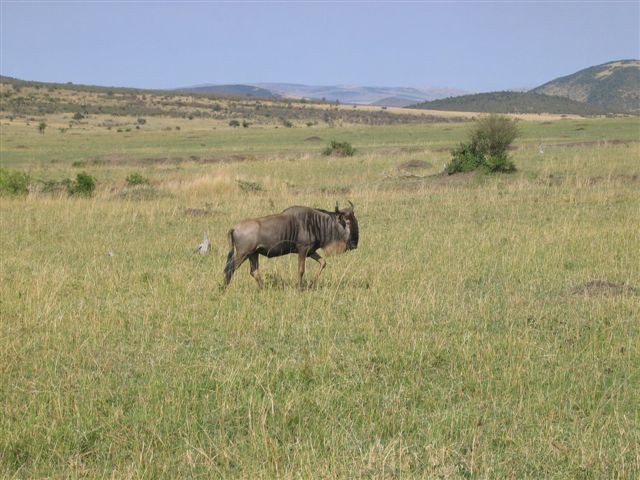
(470, 114), (519, 158)
(446, 114), (518, 174)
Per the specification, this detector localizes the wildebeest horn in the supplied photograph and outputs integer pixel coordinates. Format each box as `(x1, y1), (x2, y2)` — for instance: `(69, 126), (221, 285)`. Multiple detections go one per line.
(348, 200), (354, 209)
(335, 201), (339, 213)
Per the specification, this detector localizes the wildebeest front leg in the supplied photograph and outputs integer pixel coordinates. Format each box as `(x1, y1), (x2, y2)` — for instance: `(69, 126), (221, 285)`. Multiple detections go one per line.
(297, 250), (308, 289)
(249, 253), (264, 289)
(309, 251), (326, 286)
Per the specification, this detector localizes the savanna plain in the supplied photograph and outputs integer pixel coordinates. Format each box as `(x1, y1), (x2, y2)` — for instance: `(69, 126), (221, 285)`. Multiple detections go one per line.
(1, 96), (639, 478)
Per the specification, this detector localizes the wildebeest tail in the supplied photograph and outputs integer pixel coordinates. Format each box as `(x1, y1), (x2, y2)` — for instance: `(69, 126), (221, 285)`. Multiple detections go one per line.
(224, 229), (235, 284)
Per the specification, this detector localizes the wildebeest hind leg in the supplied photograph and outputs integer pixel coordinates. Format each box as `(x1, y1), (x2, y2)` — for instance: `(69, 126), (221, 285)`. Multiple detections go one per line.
(249, 253), (264, 289)
(224, 253), (247, 286)
(309, 251), (326, 287)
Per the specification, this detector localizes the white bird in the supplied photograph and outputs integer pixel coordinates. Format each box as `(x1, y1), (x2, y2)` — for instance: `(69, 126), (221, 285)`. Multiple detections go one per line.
(194, 232), (210, 254)
(107, 250), (114, 257)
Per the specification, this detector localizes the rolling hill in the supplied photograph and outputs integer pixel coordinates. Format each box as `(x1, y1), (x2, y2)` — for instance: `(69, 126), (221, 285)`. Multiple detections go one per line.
(410, 91), (608, 115)
(175, 84), (280, 98)
(256, 83), (467, 107)
(531, 59), (640, 113)
(175, 83), (469, 107)
(411, 60), (639, 115)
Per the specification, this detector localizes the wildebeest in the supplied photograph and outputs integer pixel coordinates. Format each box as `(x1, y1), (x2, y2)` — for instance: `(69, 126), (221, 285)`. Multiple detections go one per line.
(224, 202), (359, 288)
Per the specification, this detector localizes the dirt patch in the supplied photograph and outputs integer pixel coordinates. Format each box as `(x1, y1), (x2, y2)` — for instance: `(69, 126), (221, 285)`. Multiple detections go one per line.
(114, 185), (173, 201)
(304, 136), (323, 142)
(15, 145), (28, 149)
(586, 174), (639, 185)
(386, 171), (476, 191)
(542, 173), (639, 186)
(569, 280), (637, 296)
(183, 205), (221, 217)
(89, 153), (248, 166)
(397, 159), (432, 170)
(533, 139), (639, 149)
(377, 146), (424, 155)
(433, 139), (639, 154)
(435, 171), (476, 184)
(431, 146), (453, 153)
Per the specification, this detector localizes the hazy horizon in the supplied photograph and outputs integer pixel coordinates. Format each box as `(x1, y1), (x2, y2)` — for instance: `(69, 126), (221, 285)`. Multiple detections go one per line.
(1, 2), (638, 92)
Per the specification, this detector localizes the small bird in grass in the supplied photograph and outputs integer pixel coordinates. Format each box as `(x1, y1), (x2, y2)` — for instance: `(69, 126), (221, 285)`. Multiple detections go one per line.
(194, 232), (210, 254)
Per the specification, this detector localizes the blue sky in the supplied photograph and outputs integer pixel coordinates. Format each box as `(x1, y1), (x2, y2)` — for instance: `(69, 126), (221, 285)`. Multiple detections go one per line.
(1, 1), (638, 91)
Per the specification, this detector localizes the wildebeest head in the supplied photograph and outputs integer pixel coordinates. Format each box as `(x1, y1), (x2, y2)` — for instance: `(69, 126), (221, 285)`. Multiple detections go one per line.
(335, 201), (359, 250)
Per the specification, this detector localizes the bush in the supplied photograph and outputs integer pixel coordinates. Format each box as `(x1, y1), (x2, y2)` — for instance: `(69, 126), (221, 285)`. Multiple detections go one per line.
(484, 153), (516, 173)
(471, 114), (519, 158)
(69, 172), (96, 196)
(322, 140), (355, 157)
(41, 178), (72, 194)
(446, 114), (518, 174)
(446, 143), (483, 174)
(229, 120), (240, 128)
(236, 179), (263, 192)
(0, 169), (30, 195)
(114, 185), (170, 201)
(126, 172), (149, 186)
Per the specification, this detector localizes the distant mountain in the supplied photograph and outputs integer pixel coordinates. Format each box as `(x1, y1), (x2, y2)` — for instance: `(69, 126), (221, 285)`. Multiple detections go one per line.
(176, 84), (280, 98)
(531, 59), (639, 113)
(410, 91), (607, 115)
(256, 83), (468, 107)
(370, 96), (421, 107)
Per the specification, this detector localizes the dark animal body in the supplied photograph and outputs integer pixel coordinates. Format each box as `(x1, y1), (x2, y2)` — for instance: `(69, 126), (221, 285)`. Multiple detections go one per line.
(224, 203), (359, 288)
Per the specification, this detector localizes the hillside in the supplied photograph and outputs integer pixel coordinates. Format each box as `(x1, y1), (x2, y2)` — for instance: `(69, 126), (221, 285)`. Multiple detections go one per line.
(531, 59), (640, 113)
(0, 76), (465, 127)
(256, 83), (468, 107)
(410, 91), (607, 115)
(176, 84), (280, 98)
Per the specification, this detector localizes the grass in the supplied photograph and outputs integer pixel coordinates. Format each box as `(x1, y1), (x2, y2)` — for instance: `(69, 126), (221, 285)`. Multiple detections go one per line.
(1, 108), (639, 477)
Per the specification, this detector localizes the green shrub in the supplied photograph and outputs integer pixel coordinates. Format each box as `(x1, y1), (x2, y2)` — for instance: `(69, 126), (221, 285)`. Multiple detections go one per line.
(446, 143), (484, 174)
(0, 168), (31, 195)
(126, 172), (149, 186)
(484, 153), (516, 173)
(69, 172), (96, 196)
(236, 179), (263, 192)
(114, 185), (170, 201)
(41, 178), (72, 194)
(322, 140), (355, 157)
(471, 114), (519, 158)
(446, 114), (518, 174)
